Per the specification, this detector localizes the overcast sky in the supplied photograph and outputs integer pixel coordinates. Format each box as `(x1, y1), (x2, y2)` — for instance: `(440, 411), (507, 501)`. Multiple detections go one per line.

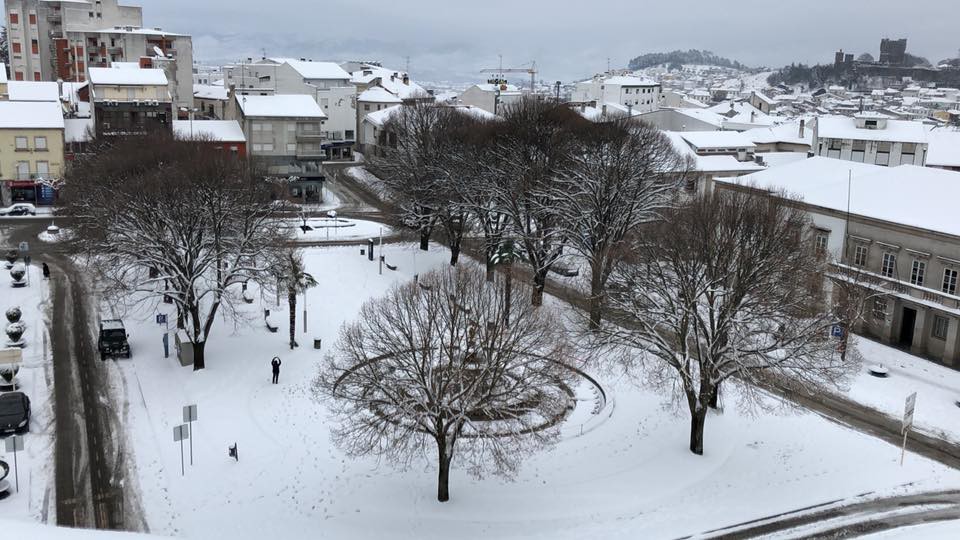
(142, 0), (958, 83)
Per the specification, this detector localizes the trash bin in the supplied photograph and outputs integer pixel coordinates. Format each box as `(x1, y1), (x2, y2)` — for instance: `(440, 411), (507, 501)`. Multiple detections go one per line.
(313, 338), (322, 350)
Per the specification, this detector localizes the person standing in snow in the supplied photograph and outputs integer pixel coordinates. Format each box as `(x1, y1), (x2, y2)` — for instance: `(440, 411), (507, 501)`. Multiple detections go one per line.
(271, 357), (282, 384)
(42, 262), (50, 279)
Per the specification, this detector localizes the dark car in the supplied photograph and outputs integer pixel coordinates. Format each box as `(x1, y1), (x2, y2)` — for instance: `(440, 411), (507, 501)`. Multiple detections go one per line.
(0, 392), (30, 435)
(98, 319), (131, 360)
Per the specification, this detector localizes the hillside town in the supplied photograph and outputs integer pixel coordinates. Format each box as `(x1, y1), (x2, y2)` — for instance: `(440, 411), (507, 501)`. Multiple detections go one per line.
(1, 1), (960, 539)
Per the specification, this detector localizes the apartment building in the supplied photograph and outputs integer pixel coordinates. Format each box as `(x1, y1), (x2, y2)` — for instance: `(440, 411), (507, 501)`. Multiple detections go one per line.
(4, 1), (192, 108)
(224, 58), (355, 160)
(713, 157), (960, 367)
(84, 66), (172, 137)
(0, 100), (65, 206)
(812, 113), (931, 166)
(573, 74), (662, 114)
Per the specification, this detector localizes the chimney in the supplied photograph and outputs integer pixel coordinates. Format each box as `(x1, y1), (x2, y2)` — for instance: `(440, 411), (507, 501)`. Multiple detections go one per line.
(390, 74), (395, 82)
(750, 110), (756, 123)
(402, 74), (409, 86)
(799, 119), (806, 138)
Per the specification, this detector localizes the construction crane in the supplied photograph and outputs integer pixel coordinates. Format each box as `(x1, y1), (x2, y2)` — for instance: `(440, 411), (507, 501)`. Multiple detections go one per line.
(480, 60), (538, 92)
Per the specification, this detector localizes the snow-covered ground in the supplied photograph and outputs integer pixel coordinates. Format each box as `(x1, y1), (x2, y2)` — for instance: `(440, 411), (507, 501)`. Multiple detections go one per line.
(0, 519), (168, 539)
(0, 263), (55, 524)
(283, 218), (393, 243)
(844, 336), (960, 444)
(862, 520), (960, 539)
(99, 243), (960, 539)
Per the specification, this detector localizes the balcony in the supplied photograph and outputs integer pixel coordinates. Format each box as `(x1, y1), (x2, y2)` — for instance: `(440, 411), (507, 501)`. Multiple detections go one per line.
(832, 262), (960, 312)
(296, 130), (324, 140)
(6, 168), (63, 182)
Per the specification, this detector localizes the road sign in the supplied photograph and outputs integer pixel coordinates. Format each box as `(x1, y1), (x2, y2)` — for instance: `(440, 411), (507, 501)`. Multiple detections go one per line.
(156, 314), (168, 325)
(0, 348), (22, 366)
(173, 424), (189, 442)
(183, 405), (198, 423)
(902, 392), (917, 433)
(18, 242), (28, 253)
(831, 324), (844, 338)
(4, 435), (23, 453)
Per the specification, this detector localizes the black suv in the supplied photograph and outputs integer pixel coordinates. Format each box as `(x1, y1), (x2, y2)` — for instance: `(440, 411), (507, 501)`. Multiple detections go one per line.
(0, 392), (30, 435)
(98, 319), (131, 360)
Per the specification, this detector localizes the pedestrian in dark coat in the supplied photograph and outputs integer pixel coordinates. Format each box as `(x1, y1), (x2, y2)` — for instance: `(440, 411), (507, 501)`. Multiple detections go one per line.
(271, 357), (282, 384)
(42, 262), (50, 279)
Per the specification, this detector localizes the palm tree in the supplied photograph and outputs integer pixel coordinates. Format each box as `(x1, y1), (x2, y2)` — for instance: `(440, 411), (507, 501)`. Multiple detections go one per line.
(278, 249), (317, 349)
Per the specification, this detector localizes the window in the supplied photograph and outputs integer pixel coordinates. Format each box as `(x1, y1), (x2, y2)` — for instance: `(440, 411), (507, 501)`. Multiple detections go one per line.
(34, 136), (47, 150)
(815, 232), (829, 252)
(9, 13), (17, 25)
(36, 161), (49, 175)
(286, 143), (296, 152)
(932, 315), (949, 340)
(262, 143), (274, 152)
(911, 260), (926, 286)
(33, 72), (40, 81)
(252, 143), (262, 152)
(286, 124), (296, 132)
(944, 268), (959, 296)
(854, 244), (868, 266)
(31, 39), (38, 54)
(11, 42), (21, 54)
(15, 136), (28, 150)
(252, 123), (262, 132)
(881, 253), (896, 278)
(28, 13), (36, 25)
(127, 88), (136, 100)
(829, 139), (842, 151)
(321, 98), (329, 108)
(872, 298), (887, 320)
(852, 140), (866, 163)
(16, 161), (29, 178)
(345, 130), (354, 140)
(364, 104), (370, 111)
(261, 123), (273, 132)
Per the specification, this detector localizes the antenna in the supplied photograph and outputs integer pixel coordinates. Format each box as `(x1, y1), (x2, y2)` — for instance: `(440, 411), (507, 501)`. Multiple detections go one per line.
(607, 57), (611, 73)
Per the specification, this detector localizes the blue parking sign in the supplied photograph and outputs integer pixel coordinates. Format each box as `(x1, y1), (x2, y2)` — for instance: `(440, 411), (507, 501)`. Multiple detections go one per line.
(831, 324), (844, 338)
(156, 313), (168, 325)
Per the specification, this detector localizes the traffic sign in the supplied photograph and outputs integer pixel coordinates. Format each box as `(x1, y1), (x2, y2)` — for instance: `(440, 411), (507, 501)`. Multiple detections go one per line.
(831, 324), (844, 338)
(183, 404), (198, 423)
(173, 424), (189, 442)
(18, 242), (28, 254)
(902, 392), (917, 433)
(156, 314), (168, 325)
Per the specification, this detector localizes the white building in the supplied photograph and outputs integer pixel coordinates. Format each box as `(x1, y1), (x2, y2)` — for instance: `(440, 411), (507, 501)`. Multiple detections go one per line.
(572, 75), (661, 114)
(457, 82), (523, 115)
(232, 94), (327, 179)
(813, 113), (932, 166)
(224, 58), (357, 160)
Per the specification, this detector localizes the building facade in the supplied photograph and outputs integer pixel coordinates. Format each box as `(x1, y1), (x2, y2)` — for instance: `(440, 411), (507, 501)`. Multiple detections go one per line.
(573, 75), (661, 114)
(0, 100), (65, 206)
(85, 66), (172, 137)
(813, 113), (930, 166)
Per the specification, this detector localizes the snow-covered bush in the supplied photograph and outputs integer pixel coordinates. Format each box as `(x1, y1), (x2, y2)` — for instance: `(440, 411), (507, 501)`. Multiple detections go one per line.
(0, 364), (19, 384)
(5, 322), (25, 343)
(5, 307), (21, 323)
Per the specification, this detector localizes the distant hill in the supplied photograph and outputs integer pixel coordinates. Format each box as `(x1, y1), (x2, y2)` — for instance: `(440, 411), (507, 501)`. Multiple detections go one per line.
(627, 50), (749, 71)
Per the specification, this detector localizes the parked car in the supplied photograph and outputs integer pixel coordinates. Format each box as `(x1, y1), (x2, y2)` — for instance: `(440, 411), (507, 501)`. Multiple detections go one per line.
(0, 392), (30, 435)
(0, 203), (37, 216)
(98, 319), (131, 360)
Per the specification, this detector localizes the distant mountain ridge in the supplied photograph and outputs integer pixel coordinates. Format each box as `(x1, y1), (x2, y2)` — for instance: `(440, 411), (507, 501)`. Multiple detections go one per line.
(627, 49), (749, 71)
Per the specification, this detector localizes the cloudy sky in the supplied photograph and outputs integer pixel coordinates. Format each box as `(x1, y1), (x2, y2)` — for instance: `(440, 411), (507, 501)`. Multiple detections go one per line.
(141, 0), (958, 83)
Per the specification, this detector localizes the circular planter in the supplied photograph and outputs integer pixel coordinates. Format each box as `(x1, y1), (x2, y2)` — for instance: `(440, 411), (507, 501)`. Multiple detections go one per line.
(868, 364), (890, 378)
(5, 322), (25, 343)
(5, 307), (21, 324)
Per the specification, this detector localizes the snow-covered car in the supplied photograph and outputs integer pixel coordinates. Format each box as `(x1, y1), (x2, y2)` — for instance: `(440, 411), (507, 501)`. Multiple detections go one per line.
(0, 392), (31, 434)
(0, 203), (37, 216)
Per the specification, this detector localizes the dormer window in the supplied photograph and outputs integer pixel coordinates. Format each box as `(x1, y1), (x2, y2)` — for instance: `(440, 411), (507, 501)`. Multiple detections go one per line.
(865, 120), (877, 128)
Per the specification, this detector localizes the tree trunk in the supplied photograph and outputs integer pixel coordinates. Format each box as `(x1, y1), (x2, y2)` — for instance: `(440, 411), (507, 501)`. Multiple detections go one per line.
(193, 340), (206, 371)
(419, 229), (431, 251)
(449, 241), (461, 266)
(531, 268), (547, 307)
(689, 407), (707, 455)
(437, 438), (452, 502)
(588, 266), (604, 330)
(288, 289), (298, 349)
(708, 381), (721, 409)
(485, 258), (496, 282)
(504, 264), (513, 325)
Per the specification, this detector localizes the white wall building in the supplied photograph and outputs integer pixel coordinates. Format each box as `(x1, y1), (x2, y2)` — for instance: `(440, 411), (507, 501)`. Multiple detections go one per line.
(457, 82), (522, 115)
(573, 75), (661, 114)
(232, 94), (327, 178)
(813, 113), (932, 166)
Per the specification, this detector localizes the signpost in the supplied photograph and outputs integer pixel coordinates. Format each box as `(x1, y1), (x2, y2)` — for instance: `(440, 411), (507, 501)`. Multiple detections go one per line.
(4, 435), (23, 492)
(173, 424), (190, 476)
(157, 313), (169, 358)
(901, 392), (917, 466)
(183, 404), (198, 466)
(831, 324), (844, 339)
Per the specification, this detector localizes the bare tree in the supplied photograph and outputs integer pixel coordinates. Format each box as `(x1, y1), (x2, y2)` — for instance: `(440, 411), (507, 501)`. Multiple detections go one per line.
(605, 189), (854, 455)
(486, 98), (585, 305)
(556, 116), (693, 329)
(319, 265), (570, 502)
(829, 261), (889, 362)
(367, 101), (456, 253)
(63, 134), (286, 370)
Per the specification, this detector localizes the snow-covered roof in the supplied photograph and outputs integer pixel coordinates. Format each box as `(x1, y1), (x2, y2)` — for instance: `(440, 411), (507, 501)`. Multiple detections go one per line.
(743, 121), (813, 146)
(673, 108), (724, 129)
(110, 61), (142, 70)
(358, 86), (402, 104)
(720, 156), (960, 237)
(194, 84), (228, 100)
(664, 132), (764, 174)
(603, 76), (659, 87)
(236, 94), (326, 119)
(173, 120), (246, 142)
(6, 81), (61, 102)
(364, 104), (402, 128)
(65, 118), (94, 143)
(815, 115), (931, 144)
(469, 83), (522, 95)
(0, 101), (65, 129)
(680, 131), (756, 150)
(270, 58), (351, 81)
(926, 130), (960, 167)
(88, 67), (168, 86)
(95, 26), (185, 37)
(351, 66), (427, 100)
